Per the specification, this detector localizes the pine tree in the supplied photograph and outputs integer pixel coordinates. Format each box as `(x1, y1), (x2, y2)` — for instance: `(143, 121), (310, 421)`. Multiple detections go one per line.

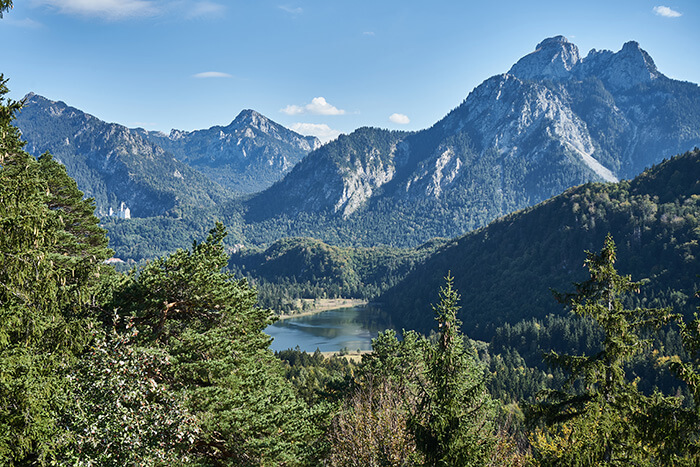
(0, 76), (112, 464)
(412, 274), (496, 466)
(113, 223), (320, 465)
(0, 1), (11, 18)
(529, 234), (675, 465)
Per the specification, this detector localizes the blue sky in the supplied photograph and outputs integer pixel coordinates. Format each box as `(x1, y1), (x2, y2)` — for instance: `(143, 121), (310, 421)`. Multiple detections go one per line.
(1, 1), (698, 143)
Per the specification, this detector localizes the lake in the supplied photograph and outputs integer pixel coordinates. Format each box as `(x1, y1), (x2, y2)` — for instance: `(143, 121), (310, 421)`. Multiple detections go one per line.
(265, 306), (396, 353)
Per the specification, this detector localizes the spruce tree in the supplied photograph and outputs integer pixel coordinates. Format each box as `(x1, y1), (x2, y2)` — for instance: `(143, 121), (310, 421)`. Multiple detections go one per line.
(0, 76), (112, 464)
(412, 274), (496, 466)
(529, 234), (675, 465)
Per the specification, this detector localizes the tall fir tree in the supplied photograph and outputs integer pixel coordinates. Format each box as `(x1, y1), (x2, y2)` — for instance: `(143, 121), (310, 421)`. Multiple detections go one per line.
(529, 234), (675, 465)
(412, 274), (497, 466)
(0, 76), (112, 464)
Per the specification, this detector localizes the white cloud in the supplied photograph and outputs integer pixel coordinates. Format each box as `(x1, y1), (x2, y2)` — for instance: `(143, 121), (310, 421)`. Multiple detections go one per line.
(187, 1), (226, 18)
(653, 6), (682, 18)
(389, 113), (410, 125)
(306, 97), (345, 115)
(281, 97), (345, 116)
(279, 5), (302, 15)
(291, 123), (341, 144)
(6, 17), (43, 28)
(363, 31), (375, 36)
(193, 71), (232, 78)
(281, 104), (304, 115)
(33, 0), (159, 20)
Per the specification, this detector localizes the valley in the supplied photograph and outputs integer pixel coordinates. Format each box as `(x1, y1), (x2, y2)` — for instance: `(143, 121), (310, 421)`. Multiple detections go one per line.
(4, 26), (700, 463)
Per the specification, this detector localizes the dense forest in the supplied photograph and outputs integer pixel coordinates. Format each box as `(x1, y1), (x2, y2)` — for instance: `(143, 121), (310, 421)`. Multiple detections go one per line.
(3, 69), (700, 465)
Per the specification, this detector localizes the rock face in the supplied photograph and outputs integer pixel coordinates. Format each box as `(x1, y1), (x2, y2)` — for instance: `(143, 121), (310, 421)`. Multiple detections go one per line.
(508, 35), (581, 81)
(15, 94), (230, 217)
(248, 37), (700, 246)
(136, 110), (320, 193)
(249, 127), (405, 219)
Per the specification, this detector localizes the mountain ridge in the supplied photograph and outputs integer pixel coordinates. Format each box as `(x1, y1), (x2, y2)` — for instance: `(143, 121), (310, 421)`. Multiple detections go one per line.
(15, 93), (230, 218)
(243, 36), (700, 247)
(135, 109), (320, 194)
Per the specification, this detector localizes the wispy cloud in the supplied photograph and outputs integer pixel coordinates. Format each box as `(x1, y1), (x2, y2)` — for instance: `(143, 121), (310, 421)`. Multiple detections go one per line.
(186, 1), (226, 19)
(653, 6), (682, 18)
(193, 71), (233, 78)
(389, 113), (410, 125)
(362, 31), (375, 37)
(279, 5), (302, 15)
(281, 97), (345, 116)
(291, 123), (341, 144)
(33, 0), (159, 20)
(5, 17), (43, 28)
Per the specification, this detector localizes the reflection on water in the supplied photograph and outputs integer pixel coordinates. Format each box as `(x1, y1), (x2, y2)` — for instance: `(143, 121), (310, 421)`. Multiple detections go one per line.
(265, 306), (395, 353)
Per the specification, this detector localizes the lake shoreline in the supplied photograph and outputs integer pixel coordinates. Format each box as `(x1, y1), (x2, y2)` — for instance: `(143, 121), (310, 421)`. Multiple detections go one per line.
(266, 302), (392, 354)
(272, 298), (369, 321)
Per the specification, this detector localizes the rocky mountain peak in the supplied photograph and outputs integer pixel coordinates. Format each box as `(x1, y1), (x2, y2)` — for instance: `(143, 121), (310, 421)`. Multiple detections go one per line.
(508, 35), (580, 81)
(618, 40), (660, 76)
(232, 109), (265, 128)
(578, 40), (662, 90)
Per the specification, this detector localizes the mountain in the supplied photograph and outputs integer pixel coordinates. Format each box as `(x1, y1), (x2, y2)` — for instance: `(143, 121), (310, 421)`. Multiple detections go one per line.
(379, 148), (700, 341)
(245, 37), (700, 247)
(135, 110), (321, 193)
(15, 93), (231, 218)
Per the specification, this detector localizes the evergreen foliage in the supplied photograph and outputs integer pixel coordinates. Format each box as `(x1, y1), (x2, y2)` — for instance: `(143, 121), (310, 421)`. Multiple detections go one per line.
(660, 292), (700, 463)
(58, 325), (199, 465)
(111, 223), (321, 465)
(276, 348), (356, 405)
(528, 235), (676, 465)
(412, 275), (497, 465)
(0, 76), (112, 464)
(326, 278), (501, 466)
(0, 1), (10, 17)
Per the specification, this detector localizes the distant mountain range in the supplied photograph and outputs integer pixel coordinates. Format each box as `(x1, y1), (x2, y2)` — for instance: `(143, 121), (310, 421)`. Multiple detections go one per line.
(14, 95), (320, 218)
(134, 110), (320, 193)
(245, 36), (700, 246)
(12, 36), (700, 260)
(16, 93), (230, 218)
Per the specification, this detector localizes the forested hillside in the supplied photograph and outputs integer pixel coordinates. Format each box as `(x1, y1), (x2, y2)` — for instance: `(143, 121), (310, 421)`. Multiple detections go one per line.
(229, 236), (446, 311)
(381, 148), (700, 339)
(4, 70), (700, 464)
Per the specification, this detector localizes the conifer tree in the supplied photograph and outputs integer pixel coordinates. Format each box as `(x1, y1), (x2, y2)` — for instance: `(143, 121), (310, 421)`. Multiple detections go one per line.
(0, 1), (11, 18)
(657, 290), (700, 463)
(412, 274), (496, 466)
(529, 234), (675, 465)
(0, 76), (112, 464)
(113, 223), (320, 465)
